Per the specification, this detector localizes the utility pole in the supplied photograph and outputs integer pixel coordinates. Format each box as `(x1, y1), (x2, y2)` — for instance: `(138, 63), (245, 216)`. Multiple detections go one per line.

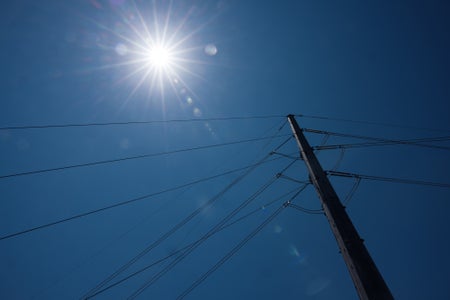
(287, 115), (393, 300)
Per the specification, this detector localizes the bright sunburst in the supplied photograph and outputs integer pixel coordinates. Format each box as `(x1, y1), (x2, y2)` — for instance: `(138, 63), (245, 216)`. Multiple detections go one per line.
(87, 0), (218, 113)
(146, 45), (172, 69)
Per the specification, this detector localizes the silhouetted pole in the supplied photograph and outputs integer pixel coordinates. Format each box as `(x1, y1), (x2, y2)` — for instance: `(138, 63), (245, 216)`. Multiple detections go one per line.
(287, 115), (393, 300)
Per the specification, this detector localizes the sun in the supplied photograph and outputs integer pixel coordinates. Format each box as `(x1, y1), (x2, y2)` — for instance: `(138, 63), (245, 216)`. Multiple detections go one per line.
(85, 0), (219, 115)
(146, 45), (172, 69)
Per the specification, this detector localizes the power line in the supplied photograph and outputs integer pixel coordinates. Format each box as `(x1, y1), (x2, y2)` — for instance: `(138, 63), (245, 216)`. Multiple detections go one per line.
(0, 134), (290, 180)
(176, 188), (306, 300)
(65, 126), (290, 299)
(86, 186), (304, 299)
(314, 135), (450, 151)
(343, 177), (361, 205)
(289, 203), (323, 215)
(83, 145), (293, 299)
(177, 204), (286, 299)
(285, 184), (324, 215)
(126, 176), (279, 299)
(219, 185), (306, 230)
(258, 120), (292, 153)
(127, 160), (297, 299)
(305, 128), (450, 152)
(278, 174), (309, 185)
(296, 113), (450, 133)
(270, 152), (299, 160)
(327, 170), (450, 188)
(332, 148), (346, 171)
(0, 156), (286, 242)
(83, 158), (266, 299)
(0, 115), (284, 131)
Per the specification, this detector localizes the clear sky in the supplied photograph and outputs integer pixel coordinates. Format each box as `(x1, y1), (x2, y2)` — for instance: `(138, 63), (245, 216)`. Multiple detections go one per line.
(1, 0), (450, 299)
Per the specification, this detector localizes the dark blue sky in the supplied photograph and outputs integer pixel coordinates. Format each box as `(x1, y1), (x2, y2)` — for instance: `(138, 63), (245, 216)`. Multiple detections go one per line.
(1, 1), (450, 299)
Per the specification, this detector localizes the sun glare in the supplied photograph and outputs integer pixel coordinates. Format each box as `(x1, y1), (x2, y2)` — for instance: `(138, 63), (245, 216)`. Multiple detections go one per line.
(147, 45), (172, 69)
(88, 0), (218, 116)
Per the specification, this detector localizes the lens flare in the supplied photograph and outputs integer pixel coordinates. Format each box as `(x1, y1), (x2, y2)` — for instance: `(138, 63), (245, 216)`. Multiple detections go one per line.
(86, 0), (216, 110)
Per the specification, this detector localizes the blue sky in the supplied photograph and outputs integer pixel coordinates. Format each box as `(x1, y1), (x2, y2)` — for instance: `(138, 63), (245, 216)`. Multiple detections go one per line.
(1, 0), (450, 299)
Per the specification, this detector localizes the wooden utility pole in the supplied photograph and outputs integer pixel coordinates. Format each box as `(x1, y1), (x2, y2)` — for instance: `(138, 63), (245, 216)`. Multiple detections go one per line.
(287, 115), (393, 300)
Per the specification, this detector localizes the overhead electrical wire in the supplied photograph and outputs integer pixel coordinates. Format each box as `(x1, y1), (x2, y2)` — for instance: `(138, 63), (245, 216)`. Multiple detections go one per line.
(296, 113), (450, 133)
(284, 184), (323, 215)
(304, 128), (450, 152)
(15, 113), (449, 296)
(86, 186), (305, 299)
(319, 133), (330, 147)
(344, 177), (361, 205)
(327, 170), (450, 188)
(218, 185), (306, 231)
(83, 159), (267, 298)
(289, 203), (323, 215)
(81, 153), (270, 298)
(176, 188), (306, 300)
(287, 144), (347, 214)
(126, 176), (279, 299)
(332, 148), (346, 171)
(177, 204), (287, 300)
(9, 112), (449, 297)
(126, 160), (298, 300)
(270, 152), (299, 160)
(0, 155), (288, 242)
(0, 115), (284, 131)
(83, 139), (293, 299)
(4, 113), (448, 134)
(313, 135), (450, 151)
(258, 120), (290, 152)
(0, 134), (290, 180)
(277, 174), (309, 185)
(277, 119), (289, 132)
